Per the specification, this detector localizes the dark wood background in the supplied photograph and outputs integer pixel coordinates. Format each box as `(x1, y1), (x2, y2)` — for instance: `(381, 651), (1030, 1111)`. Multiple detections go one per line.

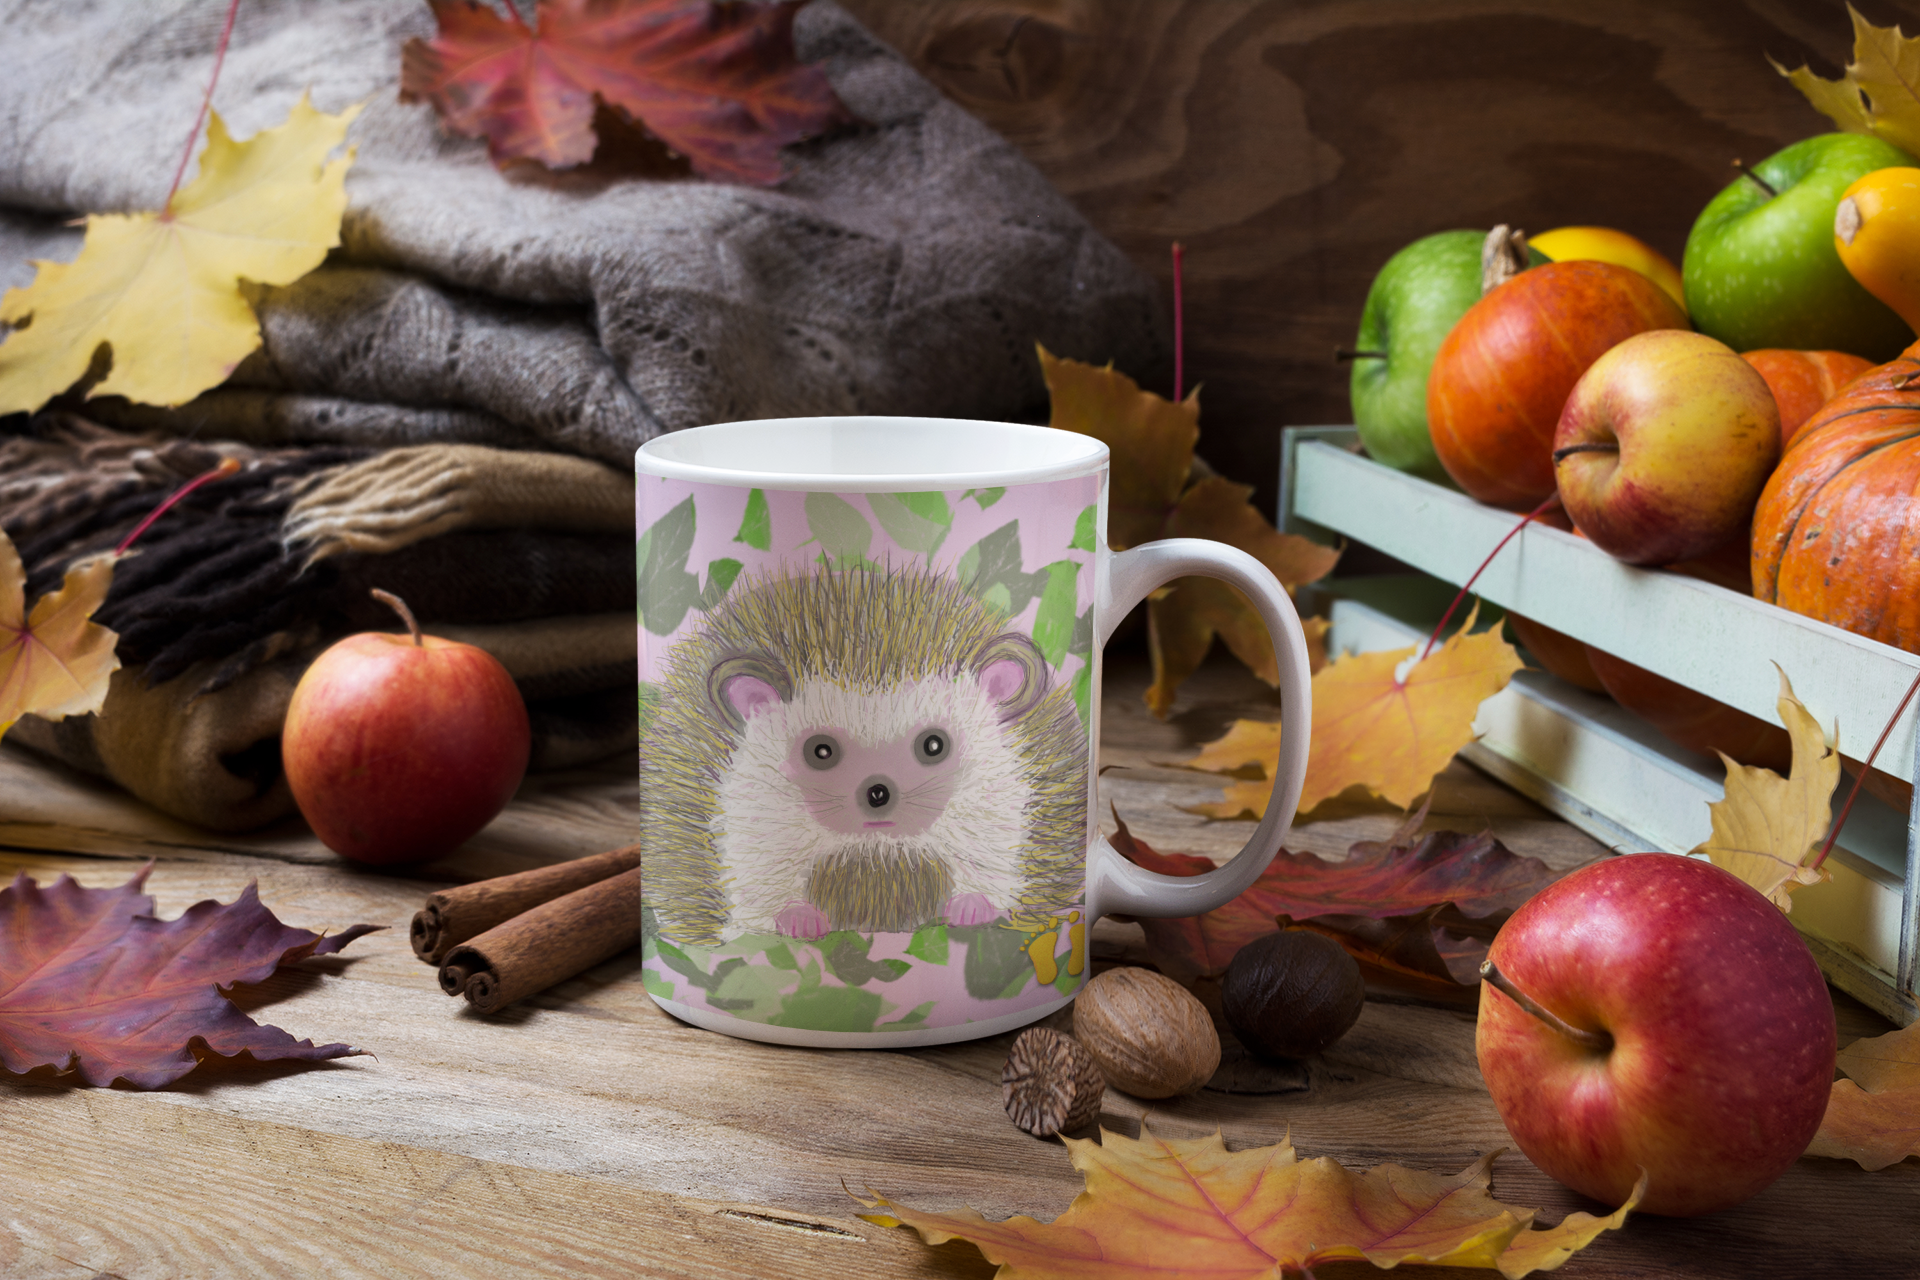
(839, 0), (1920, 516)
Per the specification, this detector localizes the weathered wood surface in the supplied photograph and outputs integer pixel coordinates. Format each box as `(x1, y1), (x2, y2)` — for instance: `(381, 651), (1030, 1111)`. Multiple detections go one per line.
(837, 0), (1920, 514)
(2, 652), (1916, 1279)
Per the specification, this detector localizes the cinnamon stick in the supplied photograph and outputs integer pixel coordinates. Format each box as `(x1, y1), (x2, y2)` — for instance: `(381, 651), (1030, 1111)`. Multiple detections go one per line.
(441, 866), (644, 1014)
(410, 844), (641, 965)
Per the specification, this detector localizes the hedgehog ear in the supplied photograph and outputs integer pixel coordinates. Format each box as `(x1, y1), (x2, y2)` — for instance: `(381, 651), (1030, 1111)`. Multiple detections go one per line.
(709, 654), (792, 730)
(972, 633), (1048, 722)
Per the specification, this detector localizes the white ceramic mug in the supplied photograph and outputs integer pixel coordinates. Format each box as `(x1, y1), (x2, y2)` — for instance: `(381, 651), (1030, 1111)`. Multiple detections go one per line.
(635, 416), (1311, 1046)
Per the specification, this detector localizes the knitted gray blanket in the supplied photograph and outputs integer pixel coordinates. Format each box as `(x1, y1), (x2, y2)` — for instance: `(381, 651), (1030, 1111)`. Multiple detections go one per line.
(0, 0), (1162, 461)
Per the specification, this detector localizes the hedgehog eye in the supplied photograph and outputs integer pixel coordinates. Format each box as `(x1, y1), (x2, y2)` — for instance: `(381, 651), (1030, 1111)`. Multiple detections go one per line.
(801, 734), (841, 770)
(914, 728), (953, 766)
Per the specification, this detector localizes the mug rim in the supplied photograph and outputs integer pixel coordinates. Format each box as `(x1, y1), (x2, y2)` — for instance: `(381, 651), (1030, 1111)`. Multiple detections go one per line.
(635, 415), (1109, 492)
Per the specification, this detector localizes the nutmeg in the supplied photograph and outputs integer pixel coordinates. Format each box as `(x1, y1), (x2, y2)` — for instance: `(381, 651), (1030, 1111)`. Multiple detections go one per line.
(1072, 966), (1220, 1098)
(1002, 1026), (1105, 1137)
(1221, 929), (1365, 1061)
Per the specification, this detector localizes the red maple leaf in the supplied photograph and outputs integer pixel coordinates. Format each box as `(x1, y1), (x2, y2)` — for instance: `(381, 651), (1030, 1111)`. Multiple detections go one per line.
(1110, 815), (1563, 986)
(0, 866), (381, 1088)
(400, 0), (853, 183)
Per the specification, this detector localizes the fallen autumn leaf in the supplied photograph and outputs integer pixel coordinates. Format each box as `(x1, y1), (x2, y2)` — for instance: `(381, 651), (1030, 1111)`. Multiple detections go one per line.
(861, 1125), (1642, 1279)
(0, 93), (361, 414)
(0, 526), (120, 741)
(1691, 667), (1836, 911)
(0, 866), (381, 1088)
(400, 0), (851, 182)
(1807, 1018), (1920, 1170)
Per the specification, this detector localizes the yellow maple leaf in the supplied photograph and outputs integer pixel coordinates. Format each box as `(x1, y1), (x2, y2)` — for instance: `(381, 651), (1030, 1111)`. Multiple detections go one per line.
(1774, 6), (1920, 159)
(861, 1126), (1641, 1279)
(0, 93), (362, 415)
(1183, 605), (1521, 818)
(1690, 667), (1836, 912)
(0, 528), (121, 741)
(1807, 1020), (1920, 1170)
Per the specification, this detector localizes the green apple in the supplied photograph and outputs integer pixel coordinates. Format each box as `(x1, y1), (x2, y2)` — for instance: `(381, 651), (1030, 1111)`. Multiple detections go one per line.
(1351, 232), (1549, 481)
(1683, 132), (1917, 360)
(1349, 230), (1487, 483)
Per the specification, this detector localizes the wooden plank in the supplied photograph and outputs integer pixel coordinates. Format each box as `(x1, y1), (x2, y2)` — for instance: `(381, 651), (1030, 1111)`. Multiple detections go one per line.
(0, 1090), (997, 1280)
(0, 744), (638, 882)
(836, 0), (1876, 515)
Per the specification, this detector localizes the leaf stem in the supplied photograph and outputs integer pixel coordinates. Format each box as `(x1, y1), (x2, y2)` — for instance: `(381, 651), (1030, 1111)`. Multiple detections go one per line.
(1812, 664), (1920, 871)
(115, 457), (241, 553)
(162, 0), (244, 214)
(1414, 492), (1561, 666)
(1480, 960), (1613, 1052)
(1731, 158), (1778, 200)
(1171, 241), (1186, 403)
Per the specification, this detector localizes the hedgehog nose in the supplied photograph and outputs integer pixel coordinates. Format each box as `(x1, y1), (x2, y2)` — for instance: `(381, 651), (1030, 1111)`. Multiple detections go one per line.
(858, 775), (896, 815)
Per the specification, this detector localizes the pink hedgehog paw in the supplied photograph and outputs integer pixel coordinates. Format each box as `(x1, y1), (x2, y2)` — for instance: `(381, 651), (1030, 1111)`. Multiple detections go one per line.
(944, 893), (1002, 927)
(775, 902), (832, 939)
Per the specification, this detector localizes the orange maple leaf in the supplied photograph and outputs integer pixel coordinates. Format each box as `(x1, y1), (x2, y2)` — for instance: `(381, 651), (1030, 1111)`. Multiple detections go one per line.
(1304, 604), (1523, 812)
(1038, 346), (1340, 717)
(862, 1126), (1641, 1279)
(400, 0), (853, 182)
(1181, 605), (1522, 817)
(1806, 1019), (1920, 1170)
(0, 529), (120, 742)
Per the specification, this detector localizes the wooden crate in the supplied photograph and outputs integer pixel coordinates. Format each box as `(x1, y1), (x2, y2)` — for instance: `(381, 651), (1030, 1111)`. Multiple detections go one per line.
(1281, 428), (1920, 1026)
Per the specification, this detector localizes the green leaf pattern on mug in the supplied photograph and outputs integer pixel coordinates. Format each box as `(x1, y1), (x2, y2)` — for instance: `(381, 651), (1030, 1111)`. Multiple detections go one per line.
(1032, 560), (1080, 667)
(1070, 504), (1097, 551)
(868, 491), (953, 556)
(642, 919), (1083, 1035)
(734, 488), (772, 550)
(638, 496), (746, 634)
(803, 492), (881, 570)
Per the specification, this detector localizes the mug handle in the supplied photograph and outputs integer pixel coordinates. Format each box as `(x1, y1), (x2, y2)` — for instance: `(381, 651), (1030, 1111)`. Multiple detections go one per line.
(1086, 538), (1312, 920)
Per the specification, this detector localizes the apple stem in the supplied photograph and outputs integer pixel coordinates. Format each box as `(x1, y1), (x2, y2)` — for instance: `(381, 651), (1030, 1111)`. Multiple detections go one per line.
(1335, 348), (1387, 361)
(1730, 158), (1778, 200)
(162, 0), (242, 215)
(1171, 241), (1186, 402)
(1550, 441), (1620, 463)
(372, 588), (425, 647)
(1479, 960), (1614, 1053)
(1813, 663), (1920, 871)
(1480, 224), (1530, 294)
(115, 456), (243, 554)
(1413, 492), (1561, 666)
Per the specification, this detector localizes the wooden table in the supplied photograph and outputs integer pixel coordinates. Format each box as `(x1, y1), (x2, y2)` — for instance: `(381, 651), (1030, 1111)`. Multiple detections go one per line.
(2, 651), (1915, 1279)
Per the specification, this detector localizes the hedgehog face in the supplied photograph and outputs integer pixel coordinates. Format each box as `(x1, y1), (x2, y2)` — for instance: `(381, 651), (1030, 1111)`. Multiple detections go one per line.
(778, 722), (962, 838)
(710, 663), (1038, 932)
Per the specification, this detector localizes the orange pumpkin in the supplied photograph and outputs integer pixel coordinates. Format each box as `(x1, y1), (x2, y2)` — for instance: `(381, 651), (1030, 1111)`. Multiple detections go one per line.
(1753, 340), (1920, 649)
(1739, 349), (1874, 450)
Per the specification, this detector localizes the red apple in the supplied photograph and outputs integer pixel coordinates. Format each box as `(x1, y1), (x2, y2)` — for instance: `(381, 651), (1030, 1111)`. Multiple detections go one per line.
(1552, 330), (1780, 565)
(1428, 259), (1687, 509)
(284, 590), (530, 865)
(1476, 853), (1835, 1217)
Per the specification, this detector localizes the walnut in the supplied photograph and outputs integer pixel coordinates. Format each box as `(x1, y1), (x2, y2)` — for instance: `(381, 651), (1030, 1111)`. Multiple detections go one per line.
(1072, 966), (1220, 1098)
(1002, 1026), (1105, 1137)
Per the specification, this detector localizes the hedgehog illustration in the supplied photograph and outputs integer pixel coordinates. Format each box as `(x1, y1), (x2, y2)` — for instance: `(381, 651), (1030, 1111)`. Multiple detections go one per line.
(641, 565), (1088, 946)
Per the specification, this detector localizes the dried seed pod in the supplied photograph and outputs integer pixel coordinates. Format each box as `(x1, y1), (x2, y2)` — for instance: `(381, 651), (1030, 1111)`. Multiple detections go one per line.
(1072, 966), (1220, 1098)
(1002, 1026), (1105, 1137)
(1221, 929), (1366, 1061)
